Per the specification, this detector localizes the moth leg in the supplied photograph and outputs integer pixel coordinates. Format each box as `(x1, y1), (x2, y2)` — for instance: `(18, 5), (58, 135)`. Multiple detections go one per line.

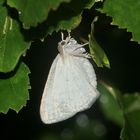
(70, 52), (91, 58)
(70, 42), (90, 58)
(73, 43), (89, 51)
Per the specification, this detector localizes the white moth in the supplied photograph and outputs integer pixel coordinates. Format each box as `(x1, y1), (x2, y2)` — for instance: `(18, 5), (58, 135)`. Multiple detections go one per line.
(40, 32), (99, 124)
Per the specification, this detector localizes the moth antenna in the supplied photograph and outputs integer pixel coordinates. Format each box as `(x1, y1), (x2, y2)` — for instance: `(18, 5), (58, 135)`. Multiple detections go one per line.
(61, 32), (64, 40)
(65, 31), (71, 42)
(68, 31), (71, 39)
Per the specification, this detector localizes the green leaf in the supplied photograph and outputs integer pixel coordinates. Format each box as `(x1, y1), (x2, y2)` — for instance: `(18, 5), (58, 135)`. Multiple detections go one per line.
(22, 0), (96, 39)
(98, 81), (124, 127)
(7, 0), (71, 27)
(121, 93), (140, 140)
(0, 7), (30, 72)
(0, 0), (5, 5)
(101, 0), (140, 43)
(45, 0), (96, 36)
(89, 17), (110, 68)
(98, 81), (140, 140)
(0, 63), (30, 113)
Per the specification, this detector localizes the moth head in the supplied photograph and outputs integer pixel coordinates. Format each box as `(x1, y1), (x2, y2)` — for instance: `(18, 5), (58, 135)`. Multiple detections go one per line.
(58, 39), (68, 55)
(58, 32), (79, 56)
(58, 33), (68, 54)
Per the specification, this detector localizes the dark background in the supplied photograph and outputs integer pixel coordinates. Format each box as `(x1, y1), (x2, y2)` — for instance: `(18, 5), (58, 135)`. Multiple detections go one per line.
(0, 9), (140, 140)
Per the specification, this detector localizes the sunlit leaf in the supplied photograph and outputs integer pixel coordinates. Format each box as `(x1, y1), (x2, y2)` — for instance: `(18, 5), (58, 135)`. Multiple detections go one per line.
(0, 7), (30, 72)
(7, 0), (71, 27)
(43, 0), (96, 36)
(101, 0), (140, 43)
(89, 17), (110, 68)
(0, 63), (30, 113)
